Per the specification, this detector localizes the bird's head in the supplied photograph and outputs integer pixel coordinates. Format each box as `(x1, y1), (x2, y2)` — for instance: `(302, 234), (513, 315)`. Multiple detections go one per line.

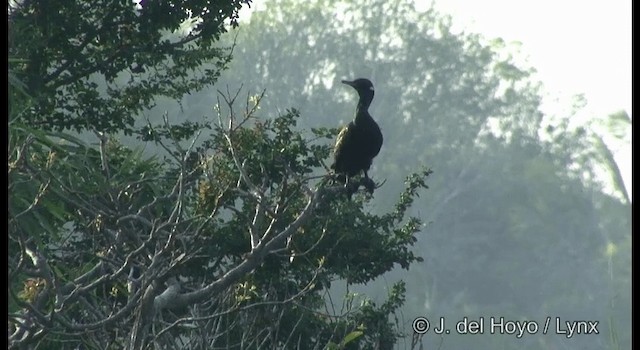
(341, 78), (375, 100)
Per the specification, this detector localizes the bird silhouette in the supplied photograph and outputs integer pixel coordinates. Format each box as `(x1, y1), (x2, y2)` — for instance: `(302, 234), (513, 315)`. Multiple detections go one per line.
(331, 78), (383, 196)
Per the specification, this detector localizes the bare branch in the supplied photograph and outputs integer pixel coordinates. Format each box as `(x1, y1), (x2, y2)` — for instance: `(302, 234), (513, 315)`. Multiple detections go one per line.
(11, 180), (50, 221)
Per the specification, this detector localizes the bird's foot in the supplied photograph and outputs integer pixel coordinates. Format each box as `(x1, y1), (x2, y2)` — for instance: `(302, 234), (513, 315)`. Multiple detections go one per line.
(363, 177), (376, 194)
(373, 178), (387, 190)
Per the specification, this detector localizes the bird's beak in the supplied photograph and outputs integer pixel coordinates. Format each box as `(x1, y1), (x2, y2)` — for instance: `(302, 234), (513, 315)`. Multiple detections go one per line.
(341, 80), (354, 87)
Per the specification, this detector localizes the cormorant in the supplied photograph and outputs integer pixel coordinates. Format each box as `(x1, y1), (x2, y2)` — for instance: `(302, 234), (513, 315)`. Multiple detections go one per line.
(331, 78), (383, 195)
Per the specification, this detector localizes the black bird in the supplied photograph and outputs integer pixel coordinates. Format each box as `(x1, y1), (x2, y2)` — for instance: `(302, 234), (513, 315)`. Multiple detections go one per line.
(331, 78), (383, 194)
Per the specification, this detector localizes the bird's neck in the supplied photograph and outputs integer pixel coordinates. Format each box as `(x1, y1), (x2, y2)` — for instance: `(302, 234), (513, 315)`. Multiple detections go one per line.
(354, 95), (373, 123)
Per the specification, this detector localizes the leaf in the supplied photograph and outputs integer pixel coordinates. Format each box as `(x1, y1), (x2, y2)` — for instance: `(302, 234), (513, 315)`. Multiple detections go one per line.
(8, 70), (31, 98)
(340, 330), (364, 346)
(605, 110), (631, 141)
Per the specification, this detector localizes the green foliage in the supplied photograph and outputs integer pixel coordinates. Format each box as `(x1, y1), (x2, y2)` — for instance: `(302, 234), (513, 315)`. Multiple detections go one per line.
(8, 0), (630, 348)
(326, 332), (362, 350)
(9, 0), (251, 134)
(10, 97), (431, 348)
(200, 0), (631, 349)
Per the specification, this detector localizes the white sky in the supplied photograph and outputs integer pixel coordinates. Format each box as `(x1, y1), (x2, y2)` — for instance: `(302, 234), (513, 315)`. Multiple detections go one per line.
(424, 0), (631, 200)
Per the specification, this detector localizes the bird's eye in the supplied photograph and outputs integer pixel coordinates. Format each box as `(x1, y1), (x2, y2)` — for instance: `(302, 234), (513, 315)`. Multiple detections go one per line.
(369, 86), (374, 91)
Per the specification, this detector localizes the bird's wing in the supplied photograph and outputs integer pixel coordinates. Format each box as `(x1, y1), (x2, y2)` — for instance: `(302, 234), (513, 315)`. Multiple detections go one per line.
(331, 122), (354, 169)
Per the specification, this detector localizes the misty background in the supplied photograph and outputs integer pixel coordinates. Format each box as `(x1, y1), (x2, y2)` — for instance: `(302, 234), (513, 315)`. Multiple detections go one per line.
(115, 0), (632, 348)
(117, 0), (632, 348)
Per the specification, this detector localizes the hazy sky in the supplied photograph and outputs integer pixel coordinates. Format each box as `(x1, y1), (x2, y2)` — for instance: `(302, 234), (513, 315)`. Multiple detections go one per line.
(239, 0), (632, 200)
(428, 0), (631, 115)
(425, 0), (631, 199)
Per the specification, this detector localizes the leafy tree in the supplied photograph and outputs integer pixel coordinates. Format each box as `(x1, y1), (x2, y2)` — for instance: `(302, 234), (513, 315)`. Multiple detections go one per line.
(9, 0), (250, 134)
(9, 95), (430, 349)
(194, 1), (630, 349)
(8, 0), (433, 349)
